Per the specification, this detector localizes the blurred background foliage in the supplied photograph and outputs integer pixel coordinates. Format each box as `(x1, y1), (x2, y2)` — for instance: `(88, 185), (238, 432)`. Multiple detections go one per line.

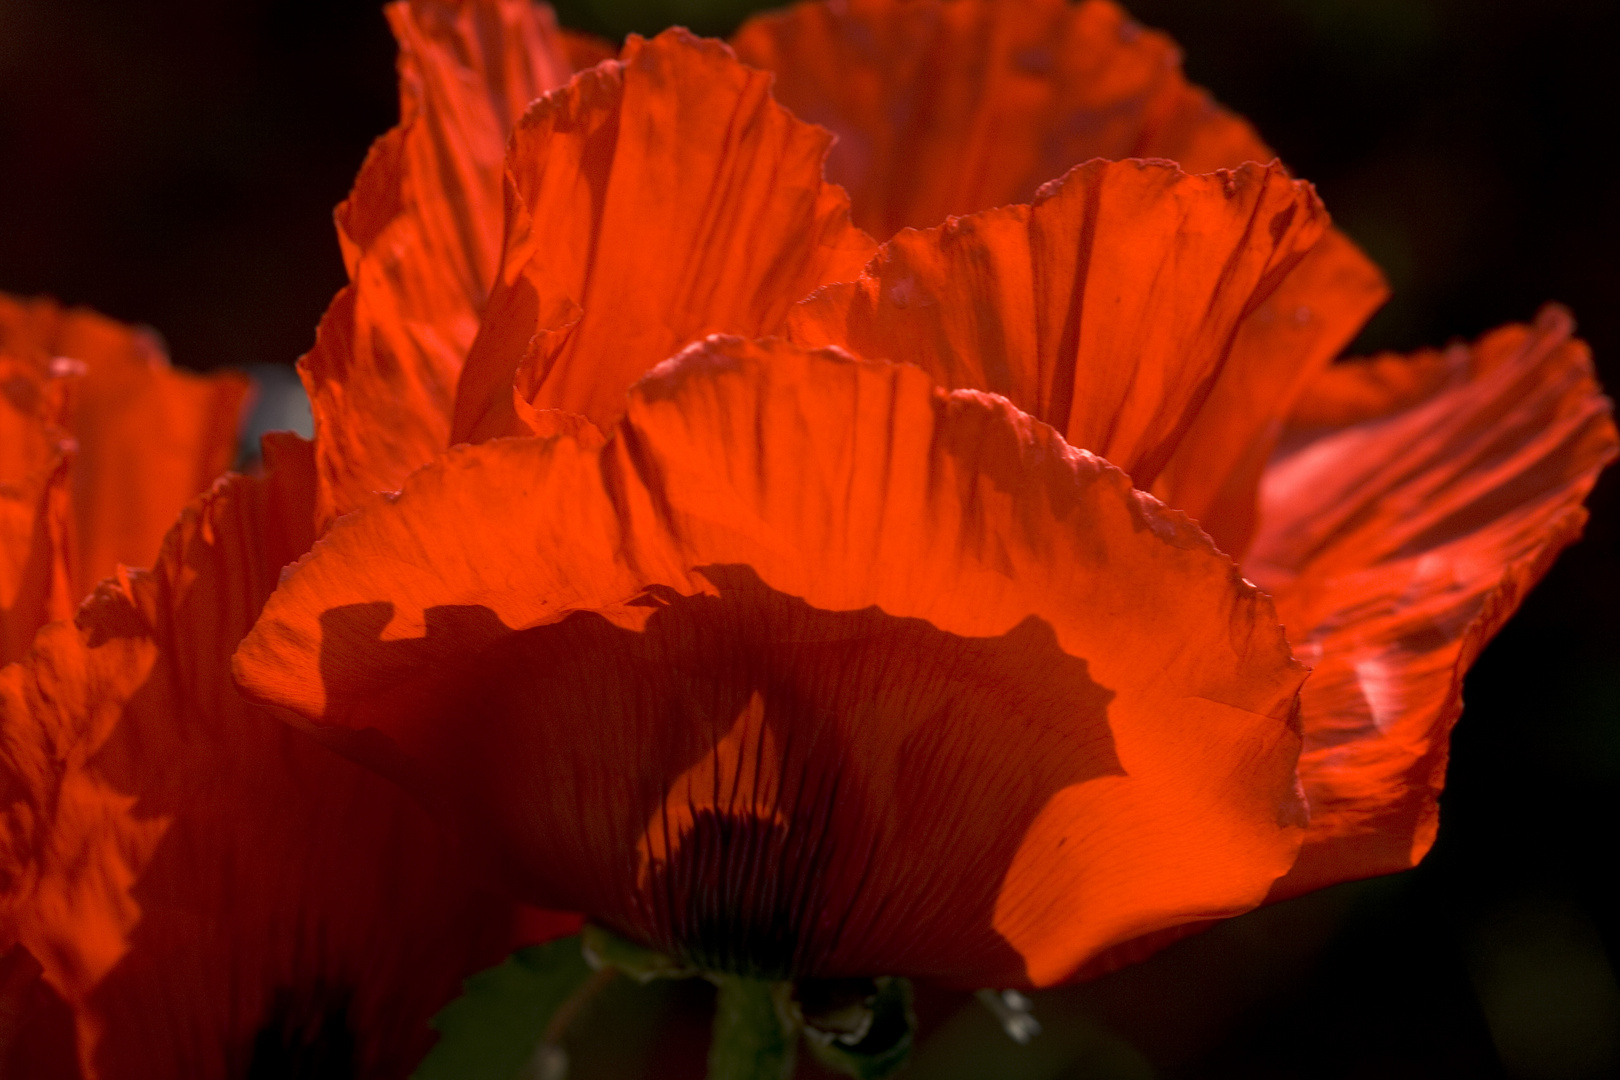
(2, 0), (1618, 1077)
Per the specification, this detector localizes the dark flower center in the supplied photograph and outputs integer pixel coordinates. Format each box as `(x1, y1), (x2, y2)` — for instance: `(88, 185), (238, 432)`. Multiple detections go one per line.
(246, 987), (357, 1080)
(643, 809), (811, 980)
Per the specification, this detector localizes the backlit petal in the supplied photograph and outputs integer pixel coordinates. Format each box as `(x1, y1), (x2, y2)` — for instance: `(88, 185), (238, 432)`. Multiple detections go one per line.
(787, 158), (1328, 492)
(1248, 307), (1618, 898)
(562, 28), (617, 70)
(449, 29), (877, 443)
(0, 295), (248, 600)
(0, 356), (76, 665)
(1147, 228), (1390, 557)
(302, 0), (573, 531)
(732, 0), (1273, 238)
(745, 0), (1388, 559)
(239, 338), (1305, 988)
(0, 434), (541, 1078)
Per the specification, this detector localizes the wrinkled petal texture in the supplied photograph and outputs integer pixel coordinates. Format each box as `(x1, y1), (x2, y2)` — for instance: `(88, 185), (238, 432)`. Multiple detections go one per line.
(450, 29), (877, 443)
(787, 158), (1385, 557)
(0, 434), (540, 1078)
(732, 0), (1272, 240)
(302, 0), (573, 531)
(744, 0), (1387, 557)
(1249, 307), (1618, 898)
(1147, 227), (1387, 558)
(239, 338), (1306, 988)
(0, 295), (247, 661)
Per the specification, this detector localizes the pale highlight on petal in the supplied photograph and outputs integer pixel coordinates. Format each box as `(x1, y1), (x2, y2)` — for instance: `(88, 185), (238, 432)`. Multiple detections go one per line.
(1249, 306), (1618, 898)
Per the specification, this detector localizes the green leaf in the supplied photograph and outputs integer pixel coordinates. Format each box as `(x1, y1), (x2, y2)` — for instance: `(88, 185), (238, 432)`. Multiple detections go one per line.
(707, 977), (799, 1080)
(412, 935), (593, 1080)
(802, 978), (915, 1080)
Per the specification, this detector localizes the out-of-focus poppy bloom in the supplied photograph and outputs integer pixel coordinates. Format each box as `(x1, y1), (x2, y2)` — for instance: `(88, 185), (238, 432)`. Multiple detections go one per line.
(233, 0), (1616, 994)
(731, 0), (1276, 239)
(0, 2), (586, 1075)
(0, 295), (248, 663)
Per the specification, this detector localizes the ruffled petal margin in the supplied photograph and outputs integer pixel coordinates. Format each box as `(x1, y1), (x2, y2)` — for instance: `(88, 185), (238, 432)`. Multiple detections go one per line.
(238, 337), (1306, 988)
(301, 0), (573, 531)
(0, 294), (248, 648)
(450, 29), (877, 444)
(732, 0), (1274, 238)
(1250, 306), (1619, 898)
(786, 158), (1337, 502)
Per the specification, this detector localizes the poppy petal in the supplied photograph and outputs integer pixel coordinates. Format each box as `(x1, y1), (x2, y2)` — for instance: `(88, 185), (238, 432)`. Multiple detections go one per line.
(449, 29), (878, 444)
(301, 0), (572, 530)
(0, 356), (77, 664)
(742, 0), (1387, 558)
(786, 158), (1328, 492)
(0, 942), (78, 1078)
(238, 337), (1306, 988)
(732, 0), (1273, 238)
(0, 434), (535, 1078)
(1147, 227), (1391, 558)
(562, 28), (617, 70)
(0, 295), (249, 599)
(1248, 306), (1619, 898)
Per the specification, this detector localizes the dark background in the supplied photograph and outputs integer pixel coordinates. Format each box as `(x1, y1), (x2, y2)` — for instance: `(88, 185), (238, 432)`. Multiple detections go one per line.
(2, 1), (1617, 1077)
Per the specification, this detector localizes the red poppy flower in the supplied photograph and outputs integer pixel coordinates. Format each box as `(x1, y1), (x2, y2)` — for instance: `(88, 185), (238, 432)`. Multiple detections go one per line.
(6, 0), (1613, 1075)
(1, 2), (586, 1075)
(233, 0), (1616, 998)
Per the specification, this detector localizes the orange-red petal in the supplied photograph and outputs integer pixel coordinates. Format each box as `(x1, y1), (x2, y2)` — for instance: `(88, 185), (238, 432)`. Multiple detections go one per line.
(561, 28), (617, 70)
(742, 0), (1388, 559)
(0, 434), (539, 1078)
(732, 0), (1273, 239)
(0, 355), (77, 665)
(0, 295), (248, 602)
(787, 158), (1328, 493)
(449, 29), (877, 444)
(239, 337), (1305, 987)
(1147, 227), (1391, 558)
(1247, 307), (1618, 899)
(301, 0), (573, 531)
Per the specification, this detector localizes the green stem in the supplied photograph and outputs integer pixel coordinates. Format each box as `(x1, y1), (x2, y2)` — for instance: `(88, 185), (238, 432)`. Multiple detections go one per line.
(706, 977), (798, 1080)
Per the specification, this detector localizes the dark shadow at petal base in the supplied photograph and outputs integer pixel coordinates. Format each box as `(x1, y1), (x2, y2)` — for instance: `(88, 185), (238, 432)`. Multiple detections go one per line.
(245, 985), (357, 1080)
(317, 565), (1122, 982)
